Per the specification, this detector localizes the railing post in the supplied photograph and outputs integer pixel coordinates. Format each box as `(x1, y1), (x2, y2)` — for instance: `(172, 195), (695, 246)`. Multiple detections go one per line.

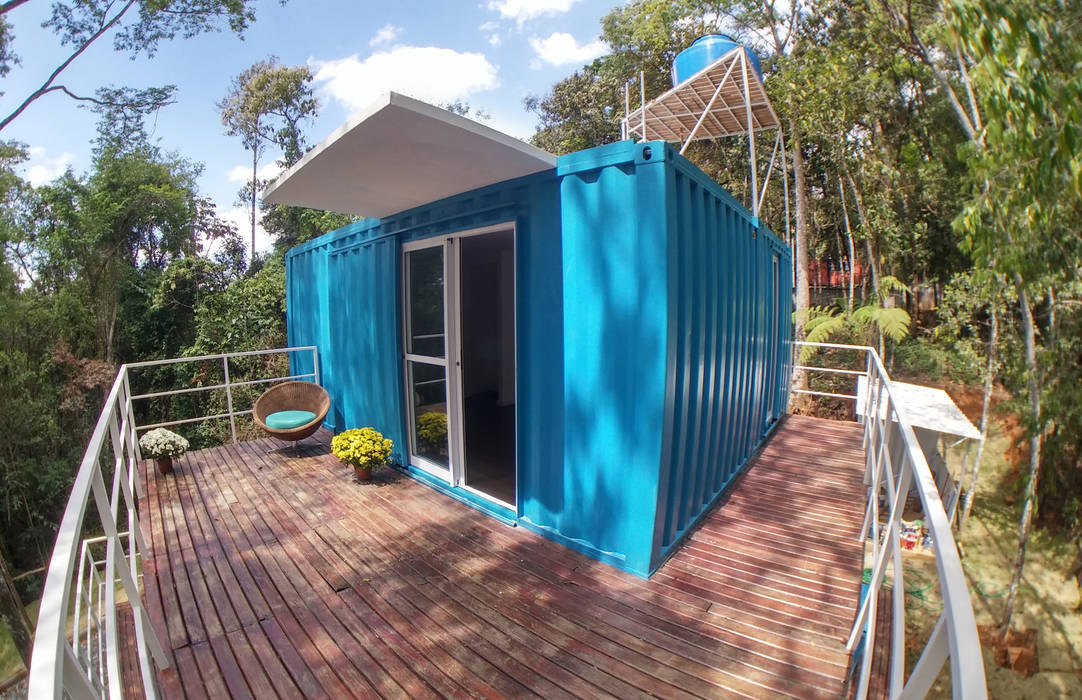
(223, 357), (238, 444)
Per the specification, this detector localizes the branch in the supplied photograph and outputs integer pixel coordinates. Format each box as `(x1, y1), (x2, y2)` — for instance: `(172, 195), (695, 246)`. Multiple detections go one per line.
(4, 241), (36, 286)
(0, 0), (33, 15)
(0, 0), (138, 132)
(44, 84), (174, 113)
(894, 0), (978, 141)
(955, 45), (984, 139)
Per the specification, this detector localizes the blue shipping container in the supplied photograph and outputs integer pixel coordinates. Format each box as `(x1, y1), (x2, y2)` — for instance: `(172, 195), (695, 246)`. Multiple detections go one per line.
(286, 140), (792, 577)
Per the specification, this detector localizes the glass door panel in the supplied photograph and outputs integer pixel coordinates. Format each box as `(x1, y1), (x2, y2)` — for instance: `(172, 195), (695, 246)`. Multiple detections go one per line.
(408, 361), (449, 468)
(404, 243), (450, 477)
(406, 245), (445, 357)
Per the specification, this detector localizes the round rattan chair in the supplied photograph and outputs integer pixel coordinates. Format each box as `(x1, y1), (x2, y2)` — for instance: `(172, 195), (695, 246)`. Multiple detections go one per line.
(253, 381), (330, 445)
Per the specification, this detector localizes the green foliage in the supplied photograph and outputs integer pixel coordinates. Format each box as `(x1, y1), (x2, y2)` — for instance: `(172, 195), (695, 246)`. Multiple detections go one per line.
(417, 411), (448, 453)
(261, 205), (355, 253)
(331, 428), (392, 470)
(525, 61), (623, 155)
(219, 56), (318, 254)
(189, 255), (286, 355)
(43, 2), (263, 58)
(951, 0), (1082, 283)
(0, 15), (15, 82)
(2, 1), (280, 131)
(892, 337), (949, 381)
(852, 305), (910, 344)
(89, 85), (178, 156)
(946, 0), (1082, 535)
(219, 57), (316, 165)
(797, 275), (912, 362)
(0, 114), (288, 582)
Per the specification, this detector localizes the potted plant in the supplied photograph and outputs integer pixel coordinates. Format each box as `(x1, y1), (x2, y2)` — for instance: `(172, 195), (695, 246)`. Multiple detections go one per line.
(331, 427), (393, 482)
(139, 428), (190, 475)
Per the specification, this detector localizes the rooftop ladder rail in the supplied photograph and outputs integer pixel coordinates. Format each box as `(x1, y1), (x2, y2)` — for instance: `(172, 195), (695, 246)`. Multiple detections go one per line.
(28, 346), (319, 700)
(792, 341), (987, 699)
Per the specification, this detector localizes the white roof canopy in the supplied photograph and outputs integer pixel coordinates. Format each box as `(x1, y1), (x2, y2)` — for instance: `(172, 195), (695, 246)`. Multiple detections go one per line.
(263, 92), (557, 219)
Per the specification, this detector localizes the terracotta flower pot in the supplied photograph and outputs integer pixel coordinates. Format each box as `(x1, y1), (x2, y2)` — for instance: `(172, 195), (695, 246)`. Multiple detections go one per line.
(354, 465), (372, 482)
(156, 457), (173, 475)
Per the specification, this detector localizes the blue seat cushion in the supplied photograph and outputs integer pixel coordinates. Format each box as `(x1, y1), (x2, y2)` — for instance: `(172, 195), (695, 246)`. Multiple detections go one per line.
(265, 410), (317, 430)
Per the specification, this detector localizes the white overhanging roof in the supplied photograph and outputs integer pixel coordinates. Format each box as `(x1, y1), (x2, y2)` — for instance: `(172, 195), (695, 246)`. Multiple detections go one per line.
(263, 92), (557, 219)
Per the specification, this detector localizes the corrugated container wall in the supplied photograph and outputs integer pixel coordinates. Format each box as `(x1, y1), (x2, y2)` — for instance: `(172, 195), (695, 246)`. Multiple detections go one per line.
(285, 140), (792, 579)
(653, 148), (793, 566)
(553, 141), (792, 574)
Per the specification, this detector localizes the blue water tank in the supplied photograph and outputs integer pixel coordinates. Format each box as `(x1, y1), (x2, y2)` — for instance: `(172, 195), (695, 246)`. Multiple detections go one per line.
(671, 35), (763, 86)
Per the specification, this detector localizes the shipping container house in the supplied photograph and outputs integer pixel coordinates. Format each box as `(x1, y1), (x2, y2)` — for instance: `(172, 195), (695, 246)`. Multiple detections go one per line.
(271, 93), (793, 577)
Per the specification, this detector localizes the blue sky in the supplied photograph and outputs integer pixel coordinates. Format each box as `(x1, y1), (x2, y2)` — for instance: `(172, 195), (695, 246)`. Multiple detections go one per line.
(1, 0), (622, 255)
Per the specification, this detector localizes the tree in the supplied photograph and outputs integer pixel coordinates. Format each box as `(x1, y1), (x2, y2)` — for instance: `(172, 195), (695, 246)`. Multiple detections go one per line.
(0, 0), (278, 131)
(947, 0), (1082, 637)
(219, 58), (316, 258)
(525, 61), (623, 155)
(528, 0), (817, 376)
(30, 109), (230, 362)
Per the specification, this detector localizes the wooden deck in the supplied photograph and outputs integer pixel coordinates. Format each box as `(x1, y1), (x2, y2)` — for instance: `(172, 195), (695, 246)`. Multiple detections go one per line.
(136, 414), (868, 699)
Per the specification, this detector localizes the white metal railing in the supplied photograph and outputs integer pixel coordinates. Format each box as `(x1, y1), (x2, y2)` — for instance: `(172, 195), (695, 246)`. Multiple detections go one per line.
(28, 346), (318, 699)
(792, 341), (986, 699)
(127, 346), (319, 443)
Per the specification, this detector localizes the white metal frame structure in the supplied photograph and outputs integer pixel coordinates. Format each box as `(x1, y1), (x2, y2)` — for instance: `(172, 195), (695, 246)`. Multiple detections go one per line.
(401, 224), (518, 512)
(28, 346), (319, 700)
(622, 47), (788, 229)
(792, 341), (987, 699)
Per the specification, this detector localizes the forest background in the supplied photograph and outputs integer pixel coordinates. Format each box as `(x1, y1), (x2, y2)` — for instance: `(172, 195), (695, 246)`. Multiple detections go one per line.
(1, 0), (1080, 690)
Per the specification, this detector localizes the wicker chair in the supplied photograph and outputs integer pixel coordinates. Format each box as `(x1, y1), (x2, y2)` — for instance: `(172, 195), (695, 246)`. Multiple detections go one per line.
(253, 381), (330, 445)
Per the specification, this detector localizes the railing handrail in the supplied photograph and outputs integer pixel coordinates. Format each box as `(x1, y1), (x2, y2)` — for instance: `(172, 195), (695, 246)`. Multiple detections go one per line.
(792, 341), (986, 698)
(29, 346), (319, 699)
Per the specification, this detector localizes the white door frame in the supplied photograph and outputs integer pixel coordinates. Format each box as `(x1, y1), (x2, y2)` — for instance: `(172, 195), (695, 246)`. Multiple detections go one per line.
(401, 223), (517, 510)
(402, 237), (452, 480)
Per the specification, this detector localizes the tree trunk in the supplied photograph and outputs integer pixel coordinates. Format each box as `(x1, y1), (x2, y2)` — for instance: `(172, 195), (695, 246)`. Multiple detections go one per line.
(1000, 284), (1043, 639)
(845, 172), (880, 300)
(838, 177), (856, 317)
(960, 300), (998, 535)
(791, 127), (810, 391)
(0, 555), (33, 667)
(250, 146), (258, 263)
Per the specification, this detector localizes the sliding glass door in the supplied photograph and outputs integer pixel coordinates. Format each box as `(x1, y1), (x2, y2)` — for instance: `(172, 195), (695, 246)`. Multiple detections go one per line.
(402, 227), (516, 508)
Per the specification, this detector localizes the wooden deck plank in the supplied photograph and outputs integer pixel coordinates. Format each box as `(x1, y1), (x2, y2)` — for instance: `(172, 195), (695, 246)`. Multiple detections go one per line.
(364, 483), (838, 699)
(132, 415), (868, 699)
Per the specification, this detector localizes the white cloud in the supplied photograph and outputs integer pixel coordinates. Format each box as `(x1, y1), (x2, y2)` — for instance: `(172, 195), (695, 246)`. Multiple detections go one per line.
(226, 161), (283, 184)
(489, 0), (580, 25)
(529, 32), (607, 67)
(479, 21), (502, 47)
(221, 205), (275, 258)
(369, 23), (401, 47)
(23, 147), (75, 186)
(312, 46), (499, 114)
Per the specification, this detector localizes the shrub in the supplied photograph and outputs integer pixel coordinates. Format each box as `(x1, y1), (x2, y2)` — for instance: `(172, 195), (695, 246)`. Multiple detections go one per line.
(893, 337), (947, 380)
(331, 427), (392, 469)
